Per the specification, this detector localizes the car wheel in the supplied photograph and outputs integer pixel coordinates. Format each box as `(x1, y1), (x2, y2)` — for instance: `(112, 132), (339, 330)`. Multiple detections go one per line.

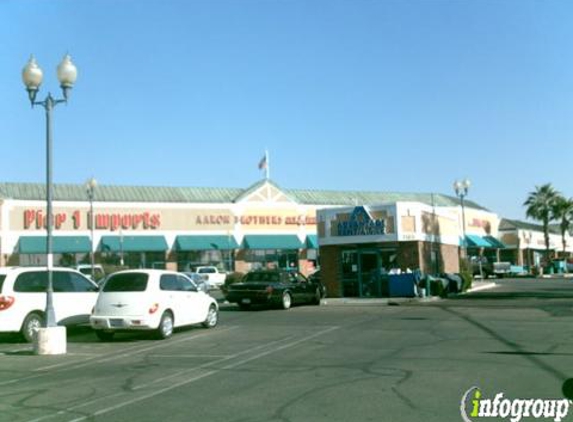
(21, 312), (43, 343)
(156, 311), (174, 340)
(202, 305), (218, 328)
(311, 288), (321, 305)
(95, 330), (115, 341)
(281, 292), (292, 310)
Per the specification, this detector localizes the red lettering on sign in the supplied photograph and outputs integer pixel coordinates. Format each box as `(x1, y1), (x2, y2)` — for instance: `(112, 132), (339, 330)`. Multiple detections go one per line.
(72, 210), (81, 229)
(24, 210), (35, 229)
(55, 213), (66, 229)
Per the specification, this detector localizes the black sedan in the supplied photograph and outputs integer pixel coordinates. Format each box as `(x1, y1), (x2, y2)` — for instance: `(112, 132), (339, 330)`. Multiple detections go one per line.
(224, 270), (322, 310)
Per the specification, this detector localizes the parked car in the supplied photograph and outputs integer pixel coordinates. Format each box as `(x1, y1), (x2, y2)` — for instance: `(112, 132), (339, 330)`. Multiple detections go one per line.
(90, 270), (218, 340)
(224, 269), (322, 310)
(0, 267), (99, 342)
(75, 264), (106, 283)
(470, 256), (493, 278)
(188, 266), (227, 288)
(307, 270), (327, 298)
(182, 272), (210, 292)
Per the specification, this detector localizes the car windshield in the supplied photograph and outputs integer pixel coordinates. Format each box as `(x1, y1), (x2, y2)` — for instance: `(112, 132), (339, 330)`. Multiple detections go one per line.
(103, 273), (149, 292)
(244, 272), (280, 283)
(0, 275), (5, 293)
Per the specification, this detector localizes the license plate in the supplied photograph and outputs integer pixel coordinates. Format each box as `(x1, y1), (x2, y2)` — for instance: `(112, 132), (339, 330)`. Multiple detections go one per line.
(109, 319), (124, 328)
(241, 298), (251, 304)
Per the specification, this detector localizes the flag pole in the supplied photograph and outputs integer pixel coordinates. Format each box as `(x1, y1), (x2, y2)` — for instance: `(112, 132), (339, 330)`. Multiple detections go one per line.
(265, 149), (270, 180)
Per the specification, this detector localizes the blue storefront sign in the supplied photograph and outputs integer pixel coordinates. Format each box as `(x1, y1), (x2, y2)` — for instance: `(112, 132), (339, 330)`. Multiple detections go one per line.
(337, 206), (386, 237)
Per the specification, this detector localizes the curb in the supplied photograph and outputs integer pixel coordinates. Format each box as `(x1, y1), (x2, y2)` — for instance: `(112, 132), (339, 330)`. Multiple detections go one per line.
(464, 282), (497, 294)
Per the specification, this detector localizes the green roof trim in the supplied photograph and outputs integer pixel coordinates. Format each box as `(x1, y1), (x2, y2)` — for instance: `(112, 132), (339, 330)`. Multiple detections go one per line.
(484, 235), (506, 249)
(19, 236), (91, 254)
(100, 235), (168, 252)
(0, 181), (489, 211)
(463, 235), (492, 248)
(306, 234), (319, 249)
(175, 235), (239, 251)
(242, 235), (303, 250)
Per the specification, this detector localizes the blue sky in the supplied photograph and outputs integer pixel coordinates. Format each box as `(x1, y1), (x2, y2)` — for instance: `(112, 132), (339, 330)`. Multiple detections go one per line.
(1, 0), (572, 221)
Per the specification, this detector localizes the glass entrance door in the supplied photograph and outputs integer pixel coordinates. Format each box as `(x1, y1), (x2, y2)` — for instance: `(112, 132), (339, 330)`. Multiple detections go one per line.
(359, 251), (381, 297)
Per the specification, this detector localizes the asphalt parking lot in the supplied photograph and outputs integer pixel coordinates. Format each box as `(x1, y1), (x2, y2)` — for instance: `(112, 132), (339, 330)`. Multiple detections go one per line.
(1, 279), (573, 422)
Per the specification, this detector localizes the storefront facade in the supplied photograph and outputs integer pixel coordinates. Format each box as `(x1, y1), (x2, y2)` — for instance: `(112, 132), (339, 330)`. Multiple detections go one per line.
(0, 180), (321, 274)
(317, 202), (504, 297)
(1, 180), (536, 288)
(498, 219), (570, 270)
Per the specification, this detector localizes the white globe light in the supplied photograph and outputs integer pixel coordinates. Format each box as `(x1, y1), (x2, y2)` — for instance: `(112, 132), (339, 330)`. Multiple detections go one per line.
(57, 54), (78, 88)
(22, 55), (43, 90)
(86, 177), (97, 190)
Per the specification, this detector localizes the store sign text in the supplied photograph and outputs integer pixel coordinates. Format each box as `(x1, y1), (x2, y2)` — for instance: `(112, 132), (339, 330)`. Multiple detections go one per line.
(23, 210), (161, 231)
(469, 218), (492, 230)
(195, 215), (316, 226)
(337, 206), (386, 237)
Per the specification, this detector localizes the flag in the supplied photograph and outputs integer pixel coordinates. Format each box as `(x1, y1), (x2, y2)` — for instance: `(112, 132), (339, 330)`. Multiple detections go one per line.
(258, 154), (267, 170)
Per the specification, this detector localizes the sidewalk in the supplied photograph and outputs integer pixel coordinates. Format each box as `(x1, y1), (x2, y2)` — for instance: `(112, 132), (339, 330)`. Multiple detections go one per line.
(319, 280), (498, 306)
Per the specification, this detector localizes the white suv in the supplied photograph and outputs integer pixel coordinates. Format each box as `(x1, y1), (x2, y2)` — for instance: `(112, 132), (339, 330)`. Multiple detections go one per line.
(0, 267), (100, 342)
(90, 270), (219, 340)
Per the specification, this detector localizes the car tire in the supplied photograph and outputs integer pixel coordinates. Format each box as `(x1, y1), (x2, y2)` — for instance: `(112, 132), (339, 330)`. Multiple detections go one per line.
(311, 288), (321, 305)
(21, 312), (44, 343)
(156, 311), (174, 340)
(95, 330), (115, 341)
(281, 292), (292, 310)
(202, 305), (218, 328)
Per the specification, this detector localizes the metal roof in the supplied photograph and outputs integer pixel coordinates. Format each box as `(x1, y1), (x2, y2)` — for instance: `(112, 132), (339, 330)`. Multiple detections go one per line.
(0, 180), (489, 211)
(499, 218), (561, 234)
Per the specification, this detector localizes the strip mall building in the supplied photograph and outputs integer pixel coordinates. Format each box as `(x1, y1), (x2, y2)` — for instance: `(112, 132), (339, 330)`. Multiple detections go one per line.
(1, 180), (569, 297)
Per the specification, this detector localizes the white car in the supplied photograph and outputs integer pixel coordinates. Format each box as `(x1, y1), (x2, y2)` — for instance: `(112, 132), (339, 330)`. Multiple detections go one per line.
(0, 267), (100, 342)
(90, 269), (219, 340)
(75, 264), (106, 283)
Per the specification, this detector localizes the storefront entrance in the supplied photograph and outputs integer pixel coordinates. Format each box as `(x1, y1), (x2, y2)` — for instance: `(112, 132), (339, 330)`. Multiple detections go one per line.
(340, 247), (397, 298)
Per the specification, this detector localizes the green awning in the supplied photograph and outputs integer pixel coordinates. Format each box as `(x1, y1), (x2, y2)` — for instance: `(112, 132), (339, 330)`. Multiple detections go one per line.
(242, 235), (303, 250)
(463, 235), (492, 248)
(19, 236), (91, 254)
(175, 235), (239, 251)
(306, 234), (319, 249)
(484, 235), (507, 249)
(100, 235), (168, 252)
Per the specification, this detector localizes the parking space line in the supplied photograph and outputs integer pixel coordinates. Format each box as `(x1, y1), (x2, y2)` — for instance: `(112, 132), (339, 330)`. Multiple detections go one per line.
(67, 326), (339, 422)
(23, 326), (339, 422)
(35, 326), (238, 372)
(0, 326), (238, 388)
(147, 354), (234, 359)
(132, 334), (299, 391)
(24, 333), (299, 422)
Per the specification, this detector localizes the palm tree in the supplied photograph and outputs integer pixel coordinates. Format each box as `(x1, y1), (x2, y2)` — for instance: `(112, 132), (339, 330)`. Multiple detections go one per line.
(552, 195), (573, 259)
(523, 184), (560, 264)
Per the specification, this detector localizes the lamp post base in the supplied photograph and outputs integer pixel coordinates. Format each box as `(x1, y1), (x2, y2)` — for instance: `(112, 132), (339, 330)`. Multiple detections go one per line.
(34, 327), (67, 355)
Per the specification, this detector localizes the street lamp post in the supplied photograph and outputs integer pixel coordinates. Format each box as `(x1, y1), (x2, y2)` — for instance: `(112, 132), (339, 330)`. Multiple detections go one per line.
(86, 177), (97, 281)
(22, 55), (78, 331)
(453, 179), (471, 260)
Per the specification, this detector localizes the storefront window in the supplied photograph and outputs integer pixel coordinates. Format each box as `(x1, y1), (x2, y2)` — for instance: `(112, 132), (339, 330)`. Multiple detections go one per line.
(176, 250), (234, 272)
(245, 249), (298, 270)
